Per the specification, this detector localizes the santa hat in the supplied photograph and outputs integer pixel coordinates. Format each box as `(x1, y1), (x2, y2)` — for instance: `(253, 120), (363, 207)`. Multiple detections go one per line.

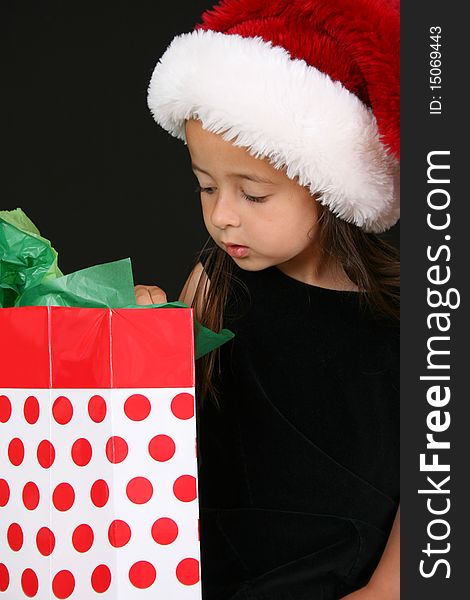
(147, 0), (400, 233)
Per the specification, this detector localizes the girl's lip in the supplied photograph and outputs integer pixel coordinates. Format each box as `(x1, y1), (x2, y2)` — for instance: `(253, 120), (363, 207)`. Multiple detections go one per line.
(224, 243), (250, 258)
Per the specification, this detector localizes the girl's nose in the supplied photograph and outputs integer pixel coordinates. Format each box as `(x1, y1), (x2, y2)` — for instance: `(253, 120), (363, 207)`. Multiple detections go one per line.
(210, 192), (241, 229)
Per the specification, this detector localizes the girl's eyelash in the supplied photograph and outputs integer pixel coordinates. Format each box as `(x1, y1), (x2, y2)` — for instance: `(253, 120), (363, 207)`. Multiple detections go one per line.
(194, 185), (266, 203)
(194, 185), (214, 194)
(241, 192), (266, 203)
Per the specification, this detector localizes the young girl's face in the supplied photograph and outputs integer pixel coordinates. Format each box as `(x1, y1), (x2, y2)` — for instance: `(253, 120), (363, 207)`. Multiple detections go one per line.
(185, 118), (322, 281)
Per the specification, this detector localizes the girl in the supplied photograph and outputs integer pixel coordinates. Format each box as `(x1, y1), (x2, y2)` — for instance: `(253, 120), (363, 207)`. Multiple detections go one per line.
(136, 1), (400, 598)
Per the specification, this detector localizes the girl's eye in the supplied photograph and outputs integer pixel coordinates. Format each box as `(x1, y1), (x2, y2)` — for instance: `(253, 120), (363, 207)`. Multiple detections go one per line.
(194, 185), (266, 203)
(242, 192), (267, 203)
(195, 185), (215, 195)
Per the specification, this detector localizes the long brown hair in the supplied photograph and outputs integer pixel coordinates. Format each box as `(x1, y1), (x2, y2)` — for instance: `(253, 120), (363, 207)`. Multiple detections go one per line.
(192, 204), (400, 406)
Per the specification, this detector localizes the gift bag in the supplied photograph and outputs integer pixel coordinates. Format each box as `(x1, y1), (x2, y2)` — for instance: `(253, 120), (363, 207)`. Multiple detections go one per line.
(0, 210), (236, 598)
(0, 304), (202, 599)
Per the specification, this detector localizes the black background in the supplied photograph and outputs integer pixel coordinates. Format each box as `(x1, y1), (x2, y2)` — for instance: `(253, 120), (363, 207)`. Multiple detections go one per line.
(2, 0), (215, 301)
(2, 0), (398, 301)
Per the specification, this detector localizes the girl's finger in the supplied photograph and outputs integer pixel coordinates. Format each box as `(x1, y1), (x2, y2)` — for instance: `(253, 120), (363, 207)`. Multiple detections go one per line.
(134, 285), (167, 305)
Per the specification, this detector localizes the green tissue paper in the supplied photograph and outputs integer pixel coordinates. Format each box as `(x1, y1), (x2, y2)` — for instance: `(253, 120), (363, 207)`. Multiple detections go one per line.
(0, 208), (234, 359)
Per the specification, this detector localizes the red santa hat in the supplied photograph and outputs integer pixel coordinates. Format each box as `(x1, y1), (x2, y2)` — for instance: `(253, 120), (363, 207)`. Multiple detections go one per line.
(147, 0), (400, 233)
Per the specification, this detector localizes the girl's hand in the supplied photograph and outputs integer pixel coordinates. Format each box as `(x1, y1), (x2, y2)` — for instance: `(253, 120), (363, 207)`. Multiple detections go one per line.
(134, 285), (168, 305)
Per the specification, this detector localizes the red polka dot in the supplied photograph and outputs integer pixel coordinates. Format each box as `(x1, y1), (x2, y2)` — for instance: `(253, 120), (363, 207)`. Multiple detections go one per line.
(88, 394), (107, 423)
(52, 570), (75, 599)
(151, 518), (178, 545)
(105, 436), (128, 464)
(176, 558), (200, 586)
(0, 395), (12, 423)
(126, 477), (153, 504)
(91, 565), (112, 593)
(52, 396), (73, 425)
(36, 527), (55, 556)
(129, 561), (156, 589)
(71, 438), (92, 467)
(23, 481), (40, 510)
(0, 563), (9, 592)
(173, 475), (197, 502)
(21, 568), (38, 597)
(108, 520), (131, 548)
(72, 524), (94, 552)
(8, 437), (24, 466)
(0, 479), (10, 507)
(37, 439), (55, 469)
(171, 393), (194, 420)
(90, 479), (109, 508)
(124, 394), (151, 421)
(148, 435), (176, 462)
(7, 523), (23, 551)
(24, 395), (40, 424)
(52, 483), (75, 511)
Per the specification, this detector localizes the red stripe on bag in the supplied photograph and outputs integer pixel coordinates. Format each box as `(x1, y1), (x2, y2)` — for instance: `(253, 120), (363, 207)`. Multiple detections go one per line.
(0, 307), (50, 388)
(0, 307), (194, 388)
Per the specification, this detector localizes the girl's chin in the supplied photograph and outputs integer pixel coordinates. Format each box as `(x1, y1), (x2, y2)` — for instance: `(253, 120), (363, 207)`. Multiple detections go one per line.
(230, 255), (280, 272)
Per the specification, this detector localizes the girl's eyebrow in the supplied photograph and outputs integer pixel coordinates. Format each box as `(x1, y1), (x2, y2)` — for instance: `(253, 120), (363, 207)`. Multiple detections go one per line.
(191, 163), (275, 185)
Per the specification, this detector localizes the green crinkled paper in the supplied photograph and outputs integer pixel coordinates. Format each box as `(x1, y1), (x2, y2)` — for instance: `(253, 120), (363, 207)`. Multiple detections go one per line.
(0, 208), (63, 308)
(0, 208), (234, 359)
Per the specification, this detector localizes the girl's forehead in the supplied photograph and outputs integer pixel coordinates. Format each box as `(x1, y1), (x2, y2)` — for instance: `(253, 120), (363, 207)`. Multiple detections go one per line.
(185, 119), (287, 182)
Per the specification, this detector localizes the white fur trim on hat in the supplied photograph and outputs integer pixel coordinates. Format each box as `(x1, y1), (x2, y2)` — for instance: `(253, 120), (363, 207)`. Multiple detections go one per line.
(147, 29), (399, 233)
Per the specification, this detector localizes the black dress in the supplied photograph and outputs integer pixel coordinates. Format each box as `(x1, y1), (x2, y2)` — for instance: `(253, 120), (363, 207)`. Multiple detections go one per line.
(196, 252), (399, 600)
